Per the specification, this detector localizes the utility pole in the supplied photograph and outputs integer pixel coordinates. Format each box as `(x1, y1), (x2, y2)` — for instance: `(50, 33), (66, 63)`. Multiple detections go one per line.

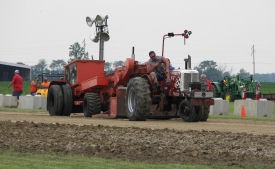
(251, 44), (255, 79)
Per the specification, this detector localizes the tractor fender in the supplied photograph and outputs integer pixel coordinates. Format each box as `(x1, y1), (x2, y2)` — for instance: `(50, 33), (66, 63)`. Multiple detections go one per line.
(141, 74), (154, 88)
(121, 58), (135, 80)
(49, 80), (66, 88)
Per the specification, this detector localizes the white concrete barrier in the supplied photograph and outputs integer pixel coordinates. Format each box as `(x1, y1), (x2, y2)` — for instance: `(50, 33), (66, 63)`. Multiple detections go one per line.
(3, 94), (17, 108)
(0, 94), (4, 107)
(18, 95), (47, 110)
(210, 98), (229, 115)
(234, 99), (274, 117)
(41, 97), (47, 110)
(19, 95), (43, 109)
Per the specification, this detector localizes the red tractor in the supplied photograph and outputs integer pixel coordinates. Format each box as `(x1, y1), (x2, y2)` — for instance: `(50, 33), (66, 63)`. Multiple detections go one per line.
(47, 32), (214, 122)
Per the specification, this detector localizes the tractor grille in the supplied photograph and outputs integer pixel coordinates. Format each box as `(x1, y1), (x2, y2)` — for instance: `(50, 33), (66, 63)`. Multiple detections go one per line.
(180, 71), (199, 91)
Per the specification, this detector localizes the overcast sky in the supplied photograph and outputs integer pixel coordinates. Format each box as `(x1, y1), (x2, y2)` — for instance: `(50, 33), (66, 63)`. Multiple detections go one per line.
(0, 0), (274, 73)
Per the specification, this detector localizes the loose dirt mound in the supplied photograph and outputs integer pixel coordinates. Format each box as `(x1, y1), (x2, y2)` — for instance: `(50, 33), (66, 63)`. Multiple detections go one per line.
(0, 121), (275, 165)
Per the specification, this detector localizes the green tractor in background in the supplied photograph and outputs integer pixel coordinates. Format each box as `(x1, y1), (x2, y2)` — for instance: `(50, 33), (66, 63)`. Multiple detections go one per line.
(211, 75), (260, 101)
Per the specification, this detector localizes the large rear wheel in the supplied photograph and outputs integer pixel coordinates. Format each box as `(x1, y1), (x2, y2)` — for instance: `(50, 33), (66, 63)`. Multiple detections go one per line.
(47, 85), (63, 116)
(83, 93), (101, 117)
(62, 84), (72, 116)
(126, 77), (151, 121)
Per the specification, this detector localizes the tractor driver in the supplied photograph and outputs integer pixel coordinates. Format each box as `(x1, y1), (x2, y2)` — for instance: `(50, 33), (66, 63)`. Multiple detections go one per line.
(145, 51), (170, 87)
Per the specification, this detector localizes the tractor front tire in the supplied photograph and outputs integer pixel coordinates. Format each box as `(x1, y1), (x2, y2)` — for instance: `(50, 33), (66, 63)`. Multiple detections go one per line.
(48, 85), (63, 116)
(201, 106), (210, 121)
(126, 77), (151, 121)
(83, 93), (101, 117)
(62, 84), (73, 116)
(179, 100), (201, 122)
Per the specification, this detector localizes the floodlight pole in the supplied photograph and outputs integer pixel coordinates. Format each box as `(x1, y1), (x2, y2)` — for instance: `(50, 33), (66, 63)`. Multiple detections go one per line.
(251, 44), (255, 79)
(99, 34), (104, 60)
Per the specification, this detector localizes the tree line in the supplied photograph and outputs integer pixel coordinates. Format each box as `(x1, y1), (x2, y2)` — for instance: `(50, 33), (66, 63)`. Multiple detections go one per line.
(17, 39), (274, 82)
(194, 60), (275, 82)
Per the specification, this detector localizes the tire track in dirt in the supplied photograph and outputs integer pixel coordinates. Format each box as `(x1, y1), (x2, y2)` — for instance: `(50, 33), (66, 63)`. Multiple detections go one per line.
(0, 111), (275, 135)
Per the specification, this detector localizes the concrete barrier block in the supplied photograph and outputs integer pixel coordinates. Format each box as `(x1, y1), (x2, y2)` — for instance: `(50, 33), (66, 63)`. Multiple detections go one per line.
(34, 95), (43, 109)
(19, 95), (44, 110)
(210, 98), (229, 115)
(3, 95), (17, 108)
(0, 94), (4, 107)
(41, 97), (47, 110)
(19, 96), (34, 109)
(234, 99), (274, 117)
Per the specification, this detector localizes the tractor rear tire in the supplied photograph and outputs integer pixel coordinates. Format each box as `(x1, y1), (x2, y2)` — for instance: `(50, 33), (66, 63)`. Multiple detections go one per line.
(126, 77), (151, 121)
(62, 85), (72, 116)
(48, 85), (63, 116)
(201, 106), (210, 121)
(83, 93), (101, 117)
(179, 100), (200, 122)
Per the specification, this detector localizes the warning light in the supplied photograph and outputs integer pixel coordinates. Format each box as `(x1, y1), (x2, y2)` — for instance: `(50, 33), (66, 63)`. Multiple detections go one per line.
(185, 34), (189, 39)
(184, 30), (188, 34)
(188, 31), (192, 35)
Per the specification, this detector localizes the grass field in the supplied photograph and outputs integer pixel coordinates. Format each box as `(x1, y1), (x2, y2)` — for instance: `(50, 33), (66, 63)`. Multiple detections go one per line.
(0, 107), (46, 112)
(0, 81), (274, 95)
(0, 150), (273, 169)
(261, 82), (275, 94)
(0, 81), (31, 95)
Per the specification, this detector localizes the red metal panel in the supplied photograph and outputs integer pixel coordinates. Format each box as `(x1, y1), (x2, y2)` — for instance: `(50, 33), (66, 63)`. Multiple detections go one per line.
(80, 76), (108, 91)
(73, 100), (83, 105)
(110, 97), (117, 118)
(262, 94), (275, 101)
(191, 99), (214, 106)
(75, 60), (105, 84)
(116, 89), (127, 117)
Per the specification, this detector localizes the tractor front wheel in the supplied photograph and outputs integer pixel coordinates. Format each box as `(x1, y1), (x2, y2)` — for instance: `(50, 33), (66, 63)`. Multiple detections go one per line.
(126, 77), (151, 121)
(83, 93), (101, 117)
(179, 100), (201, 122)
(201, 106), (210, 121)
(47, 85), (63, 116)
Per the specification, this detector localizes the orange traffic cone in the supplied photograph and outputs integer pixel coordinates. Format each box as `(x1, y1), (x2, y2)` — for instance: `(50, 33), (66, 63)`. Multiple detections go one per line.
(241, 104), (247, 118)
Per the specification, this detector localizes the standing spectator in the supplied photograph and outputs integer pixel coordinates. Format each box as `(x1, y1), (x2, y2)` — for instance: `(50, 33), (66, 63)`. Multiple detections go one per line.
(41, 77), (50, 88)
(200, 74), (213, 91)
(30, 77), (39, 96)
(8, 70), (23, 106)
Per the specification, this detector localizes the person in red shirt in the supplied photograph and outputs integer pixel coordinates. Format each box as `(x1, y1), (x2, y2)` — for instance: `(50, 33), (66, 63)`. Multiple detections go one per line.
(201, 74), (213, 91)
(8, 70), (23, 106)
(30, 77), (39, 96)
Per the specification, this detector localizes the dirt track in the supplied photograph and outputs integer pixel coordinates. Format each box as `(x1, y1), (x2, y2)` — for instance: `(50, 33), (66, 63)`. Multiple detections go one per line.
(0, 120), (275, 165)
(0, 111), (275, 135)
(1, 111), (275, 165)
